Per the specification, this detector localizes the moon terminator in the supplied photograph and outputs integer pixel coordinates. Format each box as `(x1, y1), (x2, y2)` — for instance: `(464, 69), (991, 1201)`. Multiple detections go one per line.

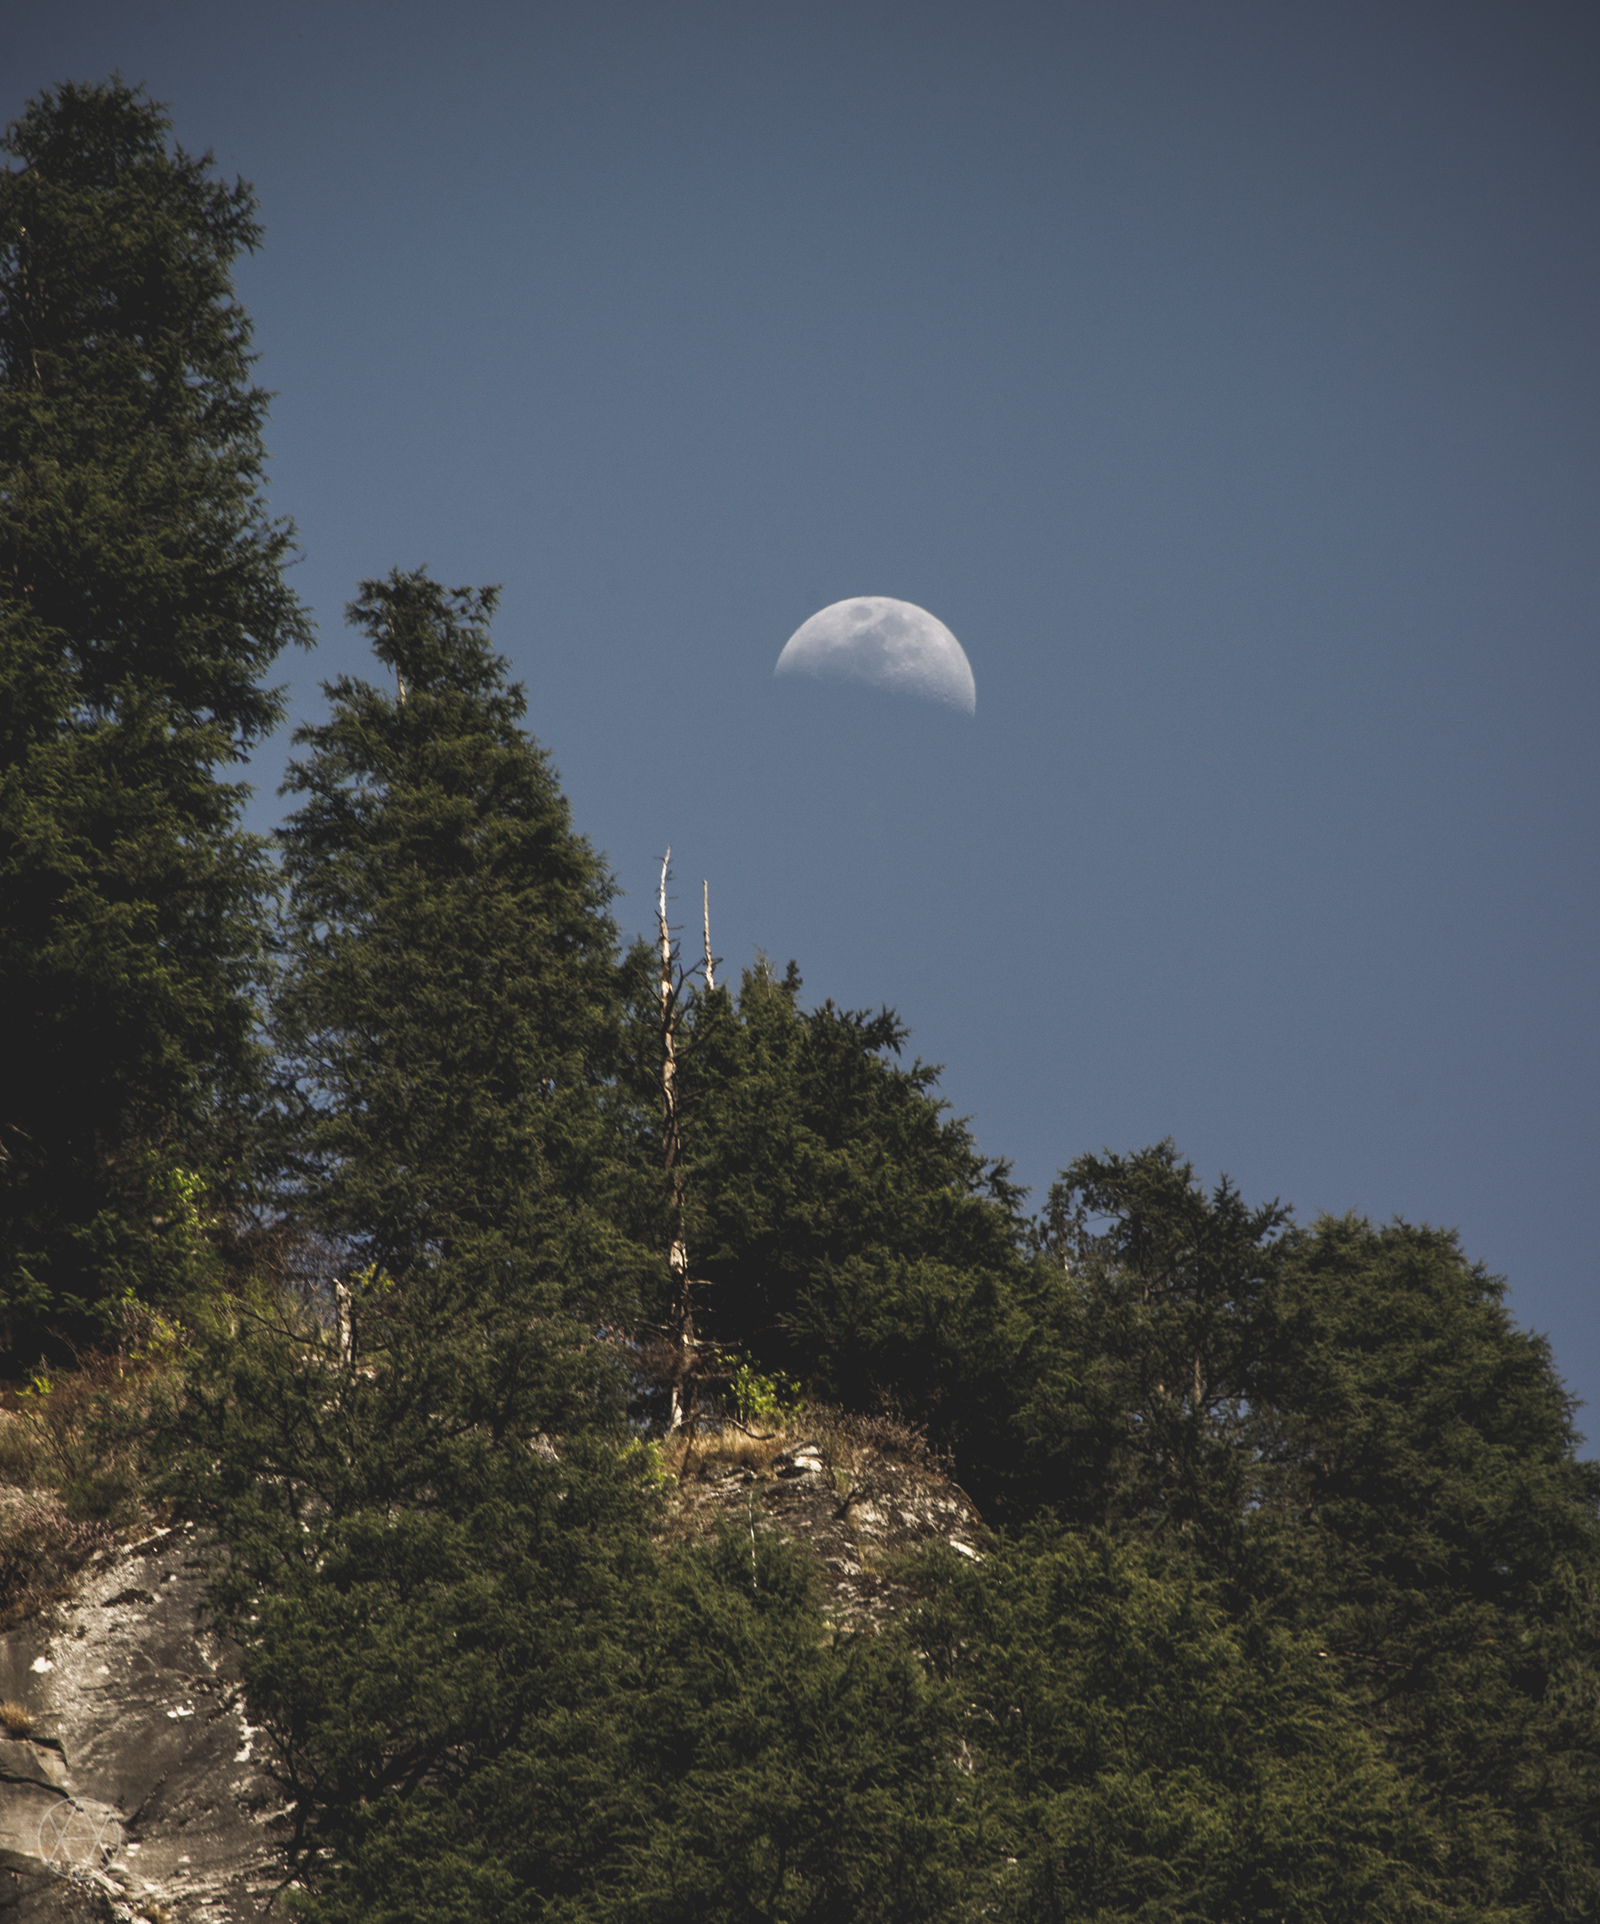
(775, 596), (976, 713)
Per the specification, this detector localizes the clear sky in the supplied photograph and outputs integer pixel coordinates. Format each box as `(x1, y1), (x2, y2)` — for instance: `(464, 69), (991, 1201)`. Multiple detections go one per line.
(8, 2), (1598, 1430)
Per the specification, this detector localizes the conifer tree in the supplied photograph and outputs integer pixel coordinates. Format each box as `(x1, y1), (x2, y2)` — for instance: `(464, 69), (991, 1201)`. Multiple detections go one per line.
(1019, 1152), (1600, 1919)
(1276, 1216), (1600, 1920)
(913, 1530), (1435, 1924)
(272, 567), (651, 1327)
(1018, 1142), (1295, 1541)
(0, 80), (309, 1358)
(167, 569), (665, 1902)
(670, 960), (1033, 1475)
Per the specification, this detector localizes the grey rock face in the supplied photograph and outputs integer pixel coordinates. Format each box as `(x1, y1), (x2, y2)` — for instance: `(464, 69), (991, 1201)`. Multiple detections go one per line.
(0, 1424), (982, 1918)
(0, 1526), (289, 1922)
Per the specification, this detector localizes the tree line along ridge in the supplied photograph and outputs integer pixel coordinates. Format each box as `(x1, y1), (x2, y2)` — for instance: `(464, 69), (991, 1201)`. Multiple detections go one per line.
(1, 78), (1597, 1924)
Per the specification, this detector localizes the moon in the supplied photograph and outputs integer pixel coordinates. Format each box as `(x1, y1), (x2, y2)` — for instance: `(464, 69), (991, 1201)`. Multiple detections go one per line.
(775, 597), (976, 714)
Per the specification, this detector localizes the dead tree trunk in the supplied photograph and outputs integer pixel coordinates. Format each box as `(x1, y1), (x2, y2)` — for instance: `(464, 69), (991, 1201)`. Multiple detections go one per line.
(656, 856), (723, 1434)
(659, 852), (693, 1431)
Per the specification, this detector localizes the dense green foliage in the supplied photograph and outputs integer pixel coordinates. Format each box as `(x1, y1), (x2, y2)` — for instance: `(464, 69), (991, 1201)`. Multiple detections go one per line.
(174, 1350), (963, 1924)
(1275, 1217), (1600, 1918)
(667, 961), (1032, 1468)
(272, 567), (653, 1326)
(0, 80), (308, 1358)
(163, 1280), (656, 1906)
(912, 1531), (1434, 1923)
(5, 73), (1597, 1924)
(990, 1151), (1600, 1921)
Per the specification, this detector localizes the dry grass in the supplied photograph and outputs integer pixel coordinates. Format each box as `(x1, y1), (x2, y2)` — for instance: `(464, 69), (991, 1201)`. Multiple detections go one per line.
(661, 1418), (803, 1482)
(0, 1489), (115, 1630)
(0, 1697), (38, 1737)
(662, 1404), (947, 1497)
(0, 1349), (166, 1525)
(813, 1407), (950, 1506)
(0, 1346), (174, 1629)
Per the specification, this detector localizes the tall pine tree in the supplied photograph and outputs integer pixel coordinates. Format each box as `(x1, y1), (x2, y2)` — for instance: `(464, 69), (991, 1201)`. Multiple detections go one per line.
(272, 567), (651, 1328)
(1275, 1216), (1600, 1921)
(0, 80), (309, 1359)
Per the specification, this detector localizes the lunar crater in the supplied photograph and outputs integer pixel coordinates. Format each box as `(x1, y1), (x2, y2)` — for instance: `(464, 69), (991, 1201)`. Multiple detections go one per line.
(775, 596), (976, 713)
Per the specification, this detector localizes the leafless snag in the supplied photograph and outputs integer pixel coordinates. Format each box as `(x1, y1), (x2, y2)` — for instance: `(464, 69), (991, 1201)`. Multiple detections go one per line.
(658, 851), (690, 1430)
(654, 853), (727, 1435)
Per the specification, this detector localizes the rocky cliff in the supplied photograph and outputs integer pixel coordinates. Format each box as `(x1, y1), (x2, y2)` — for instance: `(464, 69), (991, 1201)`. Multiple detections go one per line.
(0, 1524), (286, 1923)
(0, 1417), (983, 1921)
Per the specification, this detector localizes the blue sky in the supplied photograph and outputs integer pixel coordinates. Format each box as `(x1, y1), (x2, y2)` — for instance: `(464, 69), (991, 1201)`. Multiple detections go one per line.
(8, 1), (1598, 1426)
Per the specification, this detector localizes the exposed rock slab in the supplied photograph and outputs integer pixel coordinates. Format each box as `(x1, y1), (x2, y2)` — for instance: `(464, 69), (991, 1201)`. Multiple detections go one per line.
(671, 1428), (987, 1625)
(0, 1525), (288, 1921)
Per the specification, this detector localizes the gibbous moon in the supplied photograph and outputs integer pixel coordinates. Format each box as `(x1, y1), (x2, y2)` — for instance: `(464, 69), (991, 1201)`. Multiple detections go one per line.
(775, 596), (976, 714)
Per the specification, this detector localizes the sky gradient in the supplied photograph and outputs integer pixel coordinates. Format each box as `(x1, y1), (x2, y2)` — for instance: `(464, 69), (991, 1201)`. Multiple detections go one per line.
(8, 2), (1598, 1427)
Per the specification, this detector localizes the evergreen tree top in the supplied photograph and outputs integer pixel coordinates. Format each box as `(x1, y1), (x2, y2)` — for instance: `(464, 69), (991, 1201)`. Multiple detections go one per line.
(272, 567), (633, 1282)
(347, 570), (510, 705)
(0, 77), (308, 750)
(1, 77), (261, 382)
(280, 569), (606, 905)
